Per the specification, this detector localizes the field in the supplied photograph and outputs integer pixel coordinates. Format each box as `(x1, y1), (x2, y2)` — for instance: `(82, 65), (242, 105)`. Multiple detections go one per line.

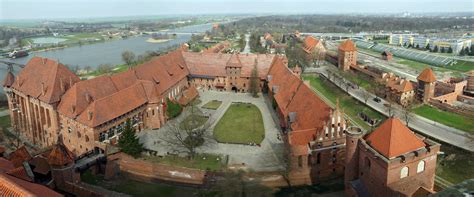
(213, 103), (265, 144)
(302, 75), (386, 131)
(142, 154), (225, 171)
(413, 105), (474, 133)
(202, 100), (223, 110)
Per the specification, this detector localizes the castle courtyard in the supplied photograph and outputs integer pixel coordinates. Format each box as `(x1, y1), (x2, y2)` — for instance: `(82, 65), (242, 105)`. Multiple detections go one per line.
(137, 90), (286, 172)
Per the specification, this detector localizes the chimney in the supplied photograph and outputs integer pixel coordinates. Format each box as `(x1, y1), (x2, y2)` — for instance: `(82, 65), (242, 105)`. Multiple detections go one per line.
(289, 112), (297, 123)
(41, 82), (46, 95)
(87, 111), (93, 120)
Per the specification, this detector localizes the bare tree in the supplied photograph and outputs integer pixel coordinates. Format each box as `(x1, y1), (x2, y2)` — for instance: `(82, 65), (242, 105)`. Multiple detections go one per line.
(160, 106), (215, 159)
(361, 89), (371, 105)
(97, 64), (112, 74)
(121, 50), (136, 66)
(384, 100), (395, 117)
(249, 62), (259, 98)
(401, 102), (415, 126)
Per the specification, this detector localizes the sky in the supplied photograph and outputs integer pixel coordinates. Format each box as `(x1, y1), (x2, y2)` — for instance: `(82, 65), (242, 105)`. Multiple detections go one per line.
(1, 0), (473, 20)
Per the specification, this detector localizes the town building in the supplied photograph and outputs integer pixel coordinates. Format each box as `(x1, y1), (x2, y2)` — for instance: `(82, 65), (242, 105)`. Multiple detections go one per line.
(302, 36), (326, 65)
(345, 118), (440, 197)
(338, 39), (358, 71)
(380, 73), (416, 106)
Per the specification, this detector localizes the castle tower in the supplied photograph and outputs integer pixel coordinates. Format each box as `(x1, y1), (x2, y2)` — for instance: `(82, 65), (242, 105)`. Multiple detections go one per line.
(344, 126), (363, 195)
(466, 70), (474, 92)
(47, 136), (80, 189)
(417, 68), (437, 103)
(338, 39), (357, 71)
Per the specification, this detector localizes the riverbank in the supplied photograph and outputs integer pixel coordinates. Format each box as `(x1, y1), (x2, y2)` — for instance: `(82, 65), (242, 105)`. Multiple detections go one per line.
(146, 38), (172, 43)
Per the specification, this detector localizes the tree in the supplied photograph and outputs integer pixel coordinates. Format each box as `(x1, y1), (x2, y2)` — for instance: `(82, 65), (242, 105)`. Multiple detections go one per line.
(361, 89), (371, 105)
(121, 51), (136, 66)
(166, 98), (182, 119)
(416, 44), (420, 49)
(249, 62), (259, 98)
(160, 107), (214, 159)
(433, 45), (439, 53)
(447, 46), (453, 53)
(97, 64), (112, 74)
(440, 47), (445, 53)
(470, 45), (474, 56)
(384, 100), (395, 117)
(425, 43), (430, 51)
(118, 120), (144, 158)
(401, 102), (415, 126)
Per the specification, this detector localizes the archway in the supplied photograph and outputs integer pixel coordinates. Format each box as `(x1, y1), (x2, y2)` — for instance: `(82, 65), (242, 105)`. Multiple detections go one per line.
(231, 86), (238, 93)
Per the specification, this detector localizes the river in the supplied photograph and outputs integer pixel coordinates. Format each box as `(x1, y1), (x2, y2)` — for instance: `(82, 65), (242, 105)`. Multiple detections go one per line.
(0, 23), (213, 90)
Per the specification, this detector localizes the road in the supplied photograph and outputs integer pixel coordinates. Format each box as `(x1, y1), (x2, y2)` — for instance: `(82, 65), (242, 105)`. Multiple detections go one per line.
(242, 33), (251, 54)
(306, 66), (474, 152)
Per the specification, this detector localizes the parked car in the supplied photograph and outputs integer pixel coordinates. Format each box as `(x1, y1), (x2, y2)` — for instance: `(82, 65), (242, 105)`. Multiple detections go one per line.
(373, 97), (381, 103)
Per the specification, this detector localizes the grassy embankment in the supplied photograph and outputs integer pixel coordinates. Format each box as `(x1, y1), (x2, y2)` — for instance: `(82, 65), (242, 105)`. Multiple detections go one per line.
(302, 75), (385, 131)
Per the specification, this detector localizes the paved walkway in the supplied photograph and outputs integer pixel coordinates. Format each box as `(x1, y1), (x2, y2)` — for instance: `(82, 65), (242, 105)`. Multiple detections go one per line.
(307, 66), (474, 152)
(138, 90), (285, 172)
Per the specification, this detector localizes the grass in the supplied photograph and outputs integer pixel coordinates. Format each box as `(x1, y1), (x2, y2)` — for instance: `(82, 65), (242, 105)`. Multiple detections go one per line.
(340, 71), (373, 89)
(436, 143), (474, 184)
(413, 105), (474, 133)
(143, 154), (225, 171)
(180, 114), (208, 129)
(302, 75), (386, 131)
(0, 115), (11, 130)
(202, 100), (222, 110)
(450, 59), (474, 72)
(213, 103), (265, 144)
(81, 170), (204, 197)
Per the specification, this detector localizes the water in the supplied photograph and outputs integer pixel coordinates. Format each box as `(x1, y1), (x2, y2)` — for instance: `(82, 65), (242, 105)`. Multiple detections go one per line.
(0, 23), (213, 93)
(31, 37), (68, 44)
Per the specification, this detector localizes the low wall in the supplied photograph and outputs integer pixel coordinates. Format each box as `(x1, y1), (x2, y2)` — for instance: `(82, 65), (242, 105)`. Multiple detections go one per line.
(428, 99), (474, 117)
(107, 153), (206, 185)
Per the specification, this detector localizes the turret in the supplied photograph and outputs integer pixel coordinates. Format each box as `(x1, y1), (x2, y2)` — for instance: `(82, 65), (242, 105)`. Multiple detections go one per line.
(344, 126), (363, 194)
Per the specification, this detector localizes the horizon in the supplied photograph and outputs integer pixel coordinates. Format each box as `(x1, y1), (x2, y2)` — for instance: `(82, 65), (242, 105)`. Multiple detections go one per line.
(1, 0), (473, 20)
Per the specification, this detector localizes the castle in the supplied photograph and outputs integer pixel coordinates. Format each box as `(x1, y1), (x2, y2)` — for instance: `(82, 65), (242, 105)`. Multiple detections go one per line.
(2, 42), (440, 196)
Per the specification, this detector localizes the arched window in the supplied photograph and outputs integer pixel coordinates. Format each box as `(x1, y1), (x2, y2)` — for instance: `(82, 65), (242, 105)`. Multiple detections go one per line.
(417, 160), (425, 173)
(400, 166), (409, 179)
(365, 157), (371, 170)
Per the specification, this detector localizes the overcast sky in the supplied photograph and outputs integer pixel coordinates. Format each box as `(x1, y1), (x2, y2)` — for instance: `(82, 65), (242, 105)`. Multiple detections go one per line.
(1, 0), (473, 20)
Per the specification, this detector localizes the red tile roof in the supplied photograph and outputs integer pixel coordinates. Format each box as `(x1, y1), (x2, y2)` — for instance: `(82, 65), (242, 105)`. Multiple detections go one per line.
(338, 39), (357, 52)
(178, 86), (199, 106)
(2, 71), (15, 88)
(183, 52), (275, 79)
(47, 137), (75, 167)
(0, 158), (14, 173)
(12, 57), (80, 104)
(9, 146), (32, 168)
(417, 68), (437, 83)
(29, 156), (50, 175)
(302, 36), (320, 53)
(76, 82), (149, 127)
(226, 53), (243, 68)
(203, 41), (230, 53)
(6, 166), (33, 182)
(364, 118), (425, 158)
(0, 173), (62, 197)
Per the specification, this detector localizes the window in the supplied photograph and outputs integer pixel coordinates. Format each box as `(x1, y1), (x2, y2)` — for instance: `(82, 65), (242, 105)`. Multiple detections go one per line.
(417, 161), (425, 173)
(365, 157), (371, 170)
(85, 135), (89, 142)
(400, 166), (409, 179)
(99, 133), (106, 142)
(316, 153), (321, 164)
(298, 156), (303, 168)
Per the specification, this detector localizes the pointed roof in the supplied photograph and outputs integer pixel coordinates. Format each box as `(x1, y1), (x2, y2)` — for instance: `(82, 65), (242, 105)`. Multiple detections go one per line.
(226, 53), (243, 68)
(365, 118), (425, 159)
(417, 68), (437, 83)
(12, 57), (80, 104)
(3, 71), (15, 88)
(303, 36), (320, 53)
(47, 136), (74, 167)
(338, 39), (357, 52)
(9, 146), (32, 168)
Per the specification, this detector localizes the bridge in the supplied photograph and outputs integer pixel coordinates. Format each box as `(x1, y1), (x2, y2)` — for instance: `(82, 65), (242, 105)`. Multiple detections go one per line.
(0, 60), (25, 72)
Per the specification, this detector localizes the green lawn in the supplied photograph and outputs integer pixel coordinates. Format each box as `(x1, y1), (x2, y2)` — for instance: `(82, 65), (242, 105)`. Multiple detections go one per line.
(436, 143), (474, 184)
(202, 100), (222, 110)
(213, 103), (265, 144)
(179, 114), (208, 129)
(81, 170), (205, 197)
(339, 71), (373, 89)
(142, 154), (225, 171)
(413, 105), (474, 133)
(302, 75), (386, 131)
(0, 115), (11, 130)
(450, 59), (474, 72)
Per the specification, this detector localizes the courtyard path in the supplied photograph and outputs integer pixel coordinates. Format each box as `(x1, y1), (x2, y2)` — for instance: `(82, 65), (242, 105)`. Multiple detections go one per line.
(138, 90), (286, 172)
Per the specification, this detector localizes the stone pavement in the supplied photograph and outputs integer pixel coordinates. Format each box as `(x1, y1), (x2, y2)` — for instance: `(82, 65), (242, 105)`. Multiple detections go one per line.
(138, 90), (286, 172)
